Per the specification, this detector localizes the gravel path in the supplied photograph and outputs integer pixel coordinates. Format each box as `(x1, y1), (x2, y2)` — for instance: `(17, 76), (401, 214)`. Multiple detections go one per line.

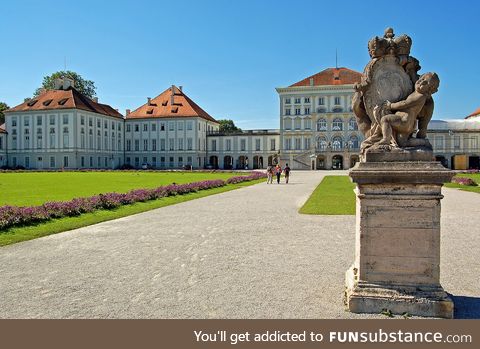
(0, 171), (478, 319)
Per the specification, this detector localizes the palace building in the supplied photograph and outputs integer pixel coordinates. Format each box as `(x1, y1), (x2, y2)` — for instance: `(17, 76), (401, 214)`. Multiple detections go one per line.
(1, 73), (480, 170)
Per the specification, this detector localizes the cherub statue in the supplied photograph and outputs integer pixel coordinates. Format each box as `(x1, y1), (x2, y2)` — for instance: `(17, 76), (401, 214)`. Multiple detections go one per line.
(375, 72), (439, 150)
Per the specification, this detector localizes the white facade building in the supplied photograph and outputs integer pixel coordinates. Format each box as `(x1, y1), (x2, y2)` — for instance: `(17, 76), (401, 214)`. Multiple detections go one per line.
(124, 86), (219, 169)
(276, 67), (364, 170)
(0, 125), (6, 167)
(4, 78), (124, 169)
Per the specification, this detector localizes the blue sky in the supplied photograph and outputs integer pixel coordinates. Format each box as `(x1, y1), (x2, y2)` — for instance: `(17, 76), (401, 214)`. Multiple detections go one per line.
(1, 0), (478, 129)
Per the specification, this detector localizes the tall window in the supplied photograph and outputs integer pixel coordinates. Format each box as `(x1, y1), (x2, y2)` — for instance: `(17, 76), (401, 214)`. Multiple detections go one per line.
(63, 127), (69, 148)
(294, 98), (301, 104)
(37, 116), (42, 126)
(304, 118), (311, 130)
(295, 138), (301, 150)
(255, 139), (260, 151)
(284, 118), (292, 130)
(178, 138), (184, 150)
(160, 139), (166, 151)
(178, 122), (183, 131)
(49, 128), (55, 148)
(187, 138), (193, 150)
(169, 122), (174, 131)
(295, 108), (301, 115)
(143, 139), (148, 151)
(169, 138), (174, 151)
(152, 139), (157, 151)
(63, 115), (68, 124)
(240, 139), (246, 151)
(134, 139), (139, 151)
(285, 138), (292, 150)
(334, 97), (341, 105)
(332, 136), (343, 150)
(304, 107), (310, 115)
(316, 136), (327, 150)
(225, 139), (231, 151)
(294, 117), (301, 130)
(349, 135), (359, 149)
(317, 118), (327, 131)
(187, 121), (193, 131)
(348, 118), (358, 130)
(143, 124), (148, 132)
(270, 139), (276, 151)
(285, 109), (291, 116)
(211, 139), (216, 151)
(285, 98), (291, 104)
(151, 123), (156, 132)
(50, 156), (55, 168)
(318, 97), (324, 105)
(126, 140), (131, 151)
(332, 118), (343, 131)
(50, 115), (55, 125)
(304, 138), (311, 150)
(304, 97), (310, 103)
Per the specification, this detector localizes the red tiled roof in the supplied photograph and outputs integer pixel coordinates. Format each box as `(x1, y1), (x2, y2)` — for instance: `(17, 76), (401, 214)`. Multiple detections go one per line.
(127, 86), (218, 123)
(6, 87), (123, 119)
(0, 124), (6, 134)
(466, 107), (480, 119)
(290, 67), (362, 87)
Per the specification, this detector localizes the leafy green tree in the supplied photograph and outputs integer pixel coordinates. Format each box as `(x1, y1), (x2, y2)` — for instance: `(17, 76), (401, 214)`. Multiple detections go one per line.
(218, 119), (241, 133)
(34, 71), (97, 98)
(0, 102), (9, 125)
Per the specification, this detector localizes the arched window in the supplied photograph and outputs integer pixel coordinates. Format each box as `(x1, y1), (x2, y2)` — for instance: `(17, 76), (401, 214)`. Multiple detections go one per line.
(284, 118), (292, 130)
(332, 136), (343, 150)
(316, 136), (328, 150)
(349, 135), (359, 149)
(317, 118), (327, 131)
(348, 118), (358, 131)
(332, 118), (343, 131)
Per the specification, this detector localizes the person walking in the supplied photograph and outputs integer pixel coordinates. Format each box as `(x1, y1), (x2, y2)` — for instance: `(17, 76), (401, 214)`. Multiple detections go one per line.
(284, 163), (291, 184)
(275, 164), (282, 184)
(266, 165), (273, 184)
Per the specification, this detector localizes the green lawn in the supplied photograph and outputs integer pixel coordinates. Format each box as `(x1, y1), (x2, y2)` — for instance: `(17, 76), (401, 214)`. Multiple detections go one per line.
(444, 173), (480, 193)
(0, 176), (264, 246)
(0, 171), (240, 206)
(299, 176), (356, 215)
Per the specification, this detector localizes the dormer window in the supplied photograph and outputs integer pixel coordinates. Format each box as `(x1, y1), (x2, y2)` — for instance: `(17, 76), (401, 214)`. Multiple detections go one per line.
(171, 107), (178, 113)
(27, 99), (38, 107)
(162, 100), (168, 106)
(146, 108), (154, 114)
(43, 99), (53, 106)
(58, 98), (69, 105)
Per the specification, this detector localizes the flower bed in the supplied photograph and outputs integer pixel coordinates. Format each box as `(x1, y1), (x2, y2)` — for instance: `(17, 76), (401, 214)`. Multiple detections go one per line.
(226, 171), (267, 184)
(451, 177), (477, 186)
(0, 175), (266, 231)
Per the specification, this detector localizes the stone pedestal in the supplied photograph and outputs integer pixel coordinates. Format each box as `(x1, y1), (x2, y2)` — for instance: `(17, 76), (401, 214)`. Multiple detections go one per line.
(345, 160), (454, 318)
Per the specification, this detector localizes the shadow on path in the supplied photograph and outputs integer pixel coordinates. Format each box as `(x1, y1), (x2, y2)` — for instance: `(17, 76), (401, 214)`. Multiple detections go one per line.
(452, 295), (480, 319)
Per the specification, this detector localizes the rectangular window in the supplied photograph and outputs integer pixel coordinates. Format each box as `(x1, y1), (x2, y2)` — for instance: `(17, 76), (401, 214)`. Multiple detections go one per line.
(152, 139), (157, 151)
(25, 157), (30, 168)
(63, 134), (69, 148)
(187, 122), (193, 130)
(90, 157), (93, 167)
(169, 138), (175, 151)
(454, 136), (460, 149)
(226, 139), (231, 151)
(304, 138), (311, 150)
(160, 139), (166, 151)
(304, 97), (310, 103)
(294, 98), (301, 104)
(50, 156), (55, 168)
(135, 124), (139, 132)
(178, 122), (183, 131)
(169, 156), (174, 168)
(240, 139), (246, 151)
(187, 138), (193, 150)
(295, 138), (301, 150)
(151, 123), (156, 132)
(304, 107), (310, 115)
(12, 118), (17, 127)
(81, 156), (85, 167)
(143, 124), (148, 132)
(63, 115), (68, 124)
(37, 116), (42, 126)
(211, 139), (217, 151)
(270, 139), (276, 151)
(50, 115), (55, 125)
(295, 108), (301, 115)
(89, 118), (93, 127)
(187, 156), (192, 164)
(143, 139), (148, 151)
(294, 118), (301, 129)
(285, 98), (291, 104)
(126, 124), (131, 132)
(285, 138), (292, 150)
(178, 138), (184, 150)
(152, 157), (157, 167)
(160, 123), (165, 131)
(305, 119), (311, 129)
(23, 117), (30, 127)
(126, 140), (131, 151)
(63, 156), (68, 168)
(169, 122), (174, 131)
(334, 97), (341, 105)
(319, 97), (324, 105)
(255, 139), (260, 151)
(134, 140), (139, 151)
(24, 136), (30, 148)
(285, 109), (291, 116)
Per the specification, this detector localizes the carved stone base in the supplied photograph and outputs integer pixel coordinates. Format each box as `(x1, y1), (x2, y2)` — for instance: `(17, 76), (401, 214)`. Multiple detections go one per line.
(345, 266), (454, 318)
(345, 160), (454, 318)
(363, 147), (433, 162)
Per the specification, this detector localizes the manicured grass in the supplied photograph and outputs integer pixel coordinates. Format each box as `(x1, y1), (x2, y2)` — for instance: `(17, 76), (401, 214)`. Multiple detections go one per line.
(299, 176), (356, 215)
(0, 178), (264, 246)
(445, 173), (480, 193)
(0, 171), (240, 206)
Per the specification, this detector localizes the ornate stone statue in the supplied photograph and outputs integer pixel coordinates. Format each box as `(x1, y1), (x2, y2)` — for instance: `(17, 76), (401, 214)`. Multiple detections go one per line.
(353, 28), (438, 155)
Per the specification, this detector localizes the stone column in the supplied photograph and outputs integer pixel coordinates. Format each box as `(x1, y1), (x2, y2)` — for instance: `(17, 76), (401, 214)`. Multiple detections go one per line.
(345, 159), (454, 318)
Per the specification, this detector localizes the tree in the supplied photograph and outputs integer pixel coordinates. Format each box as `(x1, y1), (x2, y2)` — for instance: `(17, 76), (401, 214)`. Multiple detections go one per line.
(218, 119), (241, 133)
(34, 71), (97, 98)
(0, 102), (9, 125)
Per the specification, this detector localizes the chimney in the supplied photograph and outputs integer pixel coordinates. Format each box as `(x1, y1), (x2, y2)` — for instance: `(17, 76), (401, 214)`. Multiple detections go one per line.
(92, 97), (98, 103)
(54, 78), (63, 90)
(171, 85), (175, 105)
(126, 109), (131, 116)
(179, 86), (183, 92)
(147, 97), (151, 105)
(309, 78), (314, 86)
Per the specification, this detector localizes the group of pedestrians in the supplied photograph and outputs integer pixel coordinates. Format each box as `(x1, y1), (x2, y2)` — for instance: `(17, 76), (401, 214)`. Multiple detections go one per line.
(266, 163), (291, 184)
